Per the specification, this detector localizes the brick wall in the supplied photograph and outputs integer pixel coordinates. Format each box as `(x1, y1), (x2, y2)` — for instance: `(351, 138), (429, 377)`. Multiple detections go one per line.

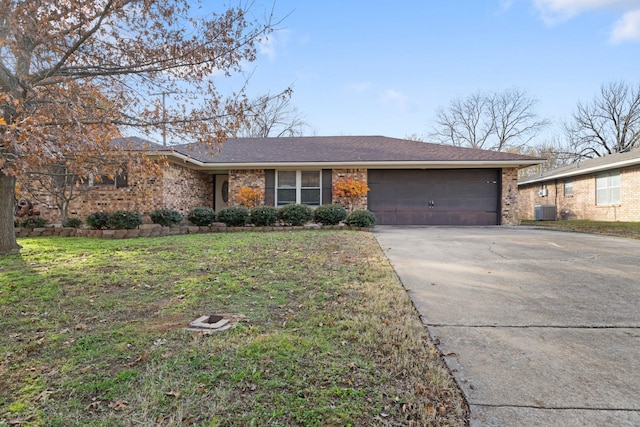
(228, 169), (265, 206)
(21, 161), (212, 224)
(332, 169), (368, 211)
(518, 166), (640, 221)
(500, 168), (519, 225)
(161, 162), (213, 217)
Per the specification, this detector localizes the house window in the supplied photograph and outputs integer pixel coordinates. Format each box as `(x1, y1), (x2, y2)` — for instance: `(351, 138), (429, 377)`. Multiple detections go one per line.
(276, 170), (321, 206)
(88, 169), (128, 188)
(596, 172), (620, 206)
(564, 180), (573, 196)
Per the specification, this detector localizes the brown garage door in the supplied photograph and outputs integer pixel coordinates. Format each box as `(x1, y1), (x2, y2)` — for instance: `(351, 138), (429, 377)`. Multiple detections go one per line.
(368, 169), (500, 225)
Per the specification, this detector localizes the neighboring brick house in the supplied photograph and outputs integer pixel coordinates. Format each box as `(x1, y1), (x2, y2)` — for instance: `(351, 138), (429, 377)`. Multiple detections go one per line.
(518, 148), (640, 221)
(23, 136), (541, 226)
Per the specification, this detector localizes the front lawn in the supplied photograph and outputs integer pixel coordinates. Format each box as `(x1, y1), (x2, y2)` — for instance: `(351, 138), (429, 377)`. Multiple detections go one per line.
(0, 231), (467, 426)
(520, 219), (640, 239)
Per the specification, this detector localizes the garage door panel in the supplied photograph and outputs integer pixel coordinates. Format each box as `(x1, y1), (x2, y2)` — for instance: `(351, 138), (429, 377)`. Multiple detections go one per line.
(368, 169), (499, 226)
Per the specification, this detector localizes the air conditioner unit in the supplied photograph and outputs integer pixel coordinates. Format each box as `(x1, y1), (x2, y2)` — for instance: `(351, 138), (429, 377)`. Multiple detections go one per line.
(534, 205), (557, 221)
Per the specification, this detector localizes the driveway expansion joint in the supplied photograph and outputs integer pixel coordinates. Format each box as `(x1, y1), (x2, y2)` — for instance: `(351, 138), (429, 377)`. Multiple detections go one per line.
(471, 403), (640, 412)
(426, 323), (640, 329)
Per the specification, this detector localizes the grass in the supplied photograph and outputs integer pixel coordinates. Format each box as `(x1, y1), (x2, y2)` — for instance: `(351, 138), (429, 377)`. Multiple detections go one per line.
(0, 231), (467, 426)
(520, 219), (640, 239)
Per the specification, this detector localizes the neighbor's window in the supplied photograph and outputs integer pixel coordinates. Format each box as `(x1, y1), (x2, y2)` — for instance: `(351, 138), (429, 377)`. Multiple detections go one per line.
(564, 180), (573, 196)
(596, 172), (620, 205)
(276, 170), (321, 206)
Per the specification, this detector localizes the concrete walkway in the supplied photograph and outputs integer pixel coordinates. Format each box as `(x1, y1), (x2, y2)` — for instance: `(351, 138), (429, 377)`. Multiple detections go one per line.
(374, 226), (640, 427)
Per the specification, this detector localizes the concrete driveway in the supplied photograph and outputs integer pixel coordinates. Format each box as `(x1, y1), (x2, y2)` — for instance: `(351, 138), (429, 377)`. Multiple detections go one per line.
(374, 226), (640, 427)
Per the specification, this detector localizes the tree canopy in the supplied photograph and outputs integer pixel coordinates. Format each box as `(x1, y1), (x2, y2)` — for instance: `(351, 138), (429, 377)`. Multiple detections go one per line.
(0, 0), (281, 252)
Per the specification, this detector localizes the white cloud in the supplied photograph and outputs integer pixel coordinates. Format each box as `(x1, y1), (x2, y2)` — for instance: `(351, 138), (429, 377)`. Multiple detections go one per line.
(534, 0), (640, 23)
(530, 0), (640, 42)
(257, 29), (291, 62)
(382, 89), (410, 110)
(258, 35), (277, 62)
(610, 9), (640, 42)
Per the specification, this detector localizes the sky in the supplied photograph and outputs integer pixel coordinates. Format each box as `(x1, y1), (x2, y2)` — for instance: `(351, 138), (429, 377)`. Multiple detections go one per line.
(214, 0), (640, 143)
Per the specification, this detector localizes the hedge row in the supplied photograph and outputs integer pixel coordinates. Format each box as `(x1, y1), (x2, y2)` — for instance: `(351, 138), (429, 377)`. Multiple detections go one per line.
(16, 204), (376, 230)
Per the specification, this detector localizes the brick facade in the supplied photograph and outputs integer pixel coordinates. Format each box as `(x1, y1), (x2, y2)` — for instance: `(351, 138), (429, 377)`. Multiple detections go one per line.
(228, 169), (265, 207)
(500, 168), (519, 225)
(22, 161), (212, 224)
(332, 169), (368, 211)
(518, 166), (640, 221)
(161, 162), (213, 217)
(22, 163), (529, 226)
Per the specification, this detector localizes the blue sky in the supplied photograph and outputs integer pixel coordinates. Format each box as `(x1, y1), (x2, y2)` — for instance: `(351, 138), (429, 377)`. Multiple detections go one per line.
(221, 0), (640, 142)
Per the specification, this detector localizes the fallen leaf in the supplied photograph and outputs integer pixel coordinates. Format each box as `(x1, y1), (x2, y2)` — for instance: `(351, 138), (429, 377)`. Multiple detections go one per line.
(75, 323), (87, 330)
(165, 390), (181, 398)
(125, 352), (148, 367)
(85, 401), (101, 411)
(109, 399), (128, 410)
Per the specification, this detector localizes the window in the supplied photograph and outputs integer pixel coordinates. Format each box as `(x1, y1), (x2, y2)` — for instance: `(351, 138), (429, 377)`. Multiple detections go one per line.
(596, 172), (620, 206)
(88, 169), (128, 188)
(564, 180), (573, 196)
(276, 170), (321, 206)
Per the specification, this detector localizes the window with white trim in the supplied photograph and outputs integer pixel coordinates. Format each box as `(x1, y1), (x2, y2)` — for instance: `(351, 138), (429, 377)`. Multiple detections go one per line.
(564, 179), (573, 196)
(596, 172), (620, 206)
(276, 170), (321, 206)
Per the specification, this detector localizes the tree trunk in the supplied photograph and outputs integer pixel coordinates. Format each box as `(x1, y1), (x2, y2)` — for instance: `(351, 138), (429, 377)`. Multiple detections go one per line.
(0, 172), (21, 253)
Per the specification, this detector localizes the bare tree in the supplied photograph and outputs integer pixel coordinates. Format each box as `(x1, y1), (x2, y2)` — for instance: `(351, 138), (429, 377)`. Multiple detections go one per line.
(490, 88), (549, 151)
(566, 81), (640, 158)
(404, 133), (425, 141)
(240, 91), (309, 137)
(517, 136), (579, 178)
(431, 88), (547, 151)
(0, 0), (284, 252)
(432, 92), (494, 149)
(21, 158), (128, 223)
(21, 163), (85, 224)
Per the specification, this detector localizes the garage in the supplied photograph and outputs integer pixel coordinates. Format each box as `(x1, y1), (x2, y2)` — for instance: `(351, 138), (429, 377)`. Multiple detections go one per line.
(368, 169), (500, 225)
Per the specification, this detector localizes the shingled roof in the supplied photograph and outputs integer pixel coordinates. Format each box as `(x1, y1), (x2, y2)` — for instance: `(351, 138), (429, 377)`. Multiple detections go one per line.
(121, 135), (540, 168)
(519, 147), (640, 185)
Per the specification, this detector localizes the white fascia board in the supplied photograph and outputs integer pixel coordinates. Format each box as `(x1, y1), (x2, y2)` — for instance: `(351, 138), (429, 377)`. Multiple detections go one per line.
(152, 151), (542, 171)
(519, 158), (640, 185)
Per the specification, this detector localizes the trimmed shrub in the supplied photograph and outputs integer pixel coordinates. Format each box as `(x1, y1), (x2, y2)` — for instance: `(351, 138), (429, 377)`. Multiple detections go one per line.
(216, 206), (249, 227)
(250, 205), (278, 226)
(314, 204), (347, 225)
(62, 218), (83, 228)
(149, 208), (183, 227)
(278, 203), (314, 226)
(187, 206), (216, 226)
(106, 210), (143, 229)
(344, 209), (376, 228)
(19, 216), (48, 229)
(86, 211), (110, 229)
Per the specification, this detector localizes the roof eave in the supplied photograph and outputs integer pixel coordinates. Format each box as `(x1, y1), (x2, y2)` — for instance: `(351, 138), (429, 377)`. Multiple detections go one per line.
(152, 151), (542, 170)
(519, 157), (640, 185)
